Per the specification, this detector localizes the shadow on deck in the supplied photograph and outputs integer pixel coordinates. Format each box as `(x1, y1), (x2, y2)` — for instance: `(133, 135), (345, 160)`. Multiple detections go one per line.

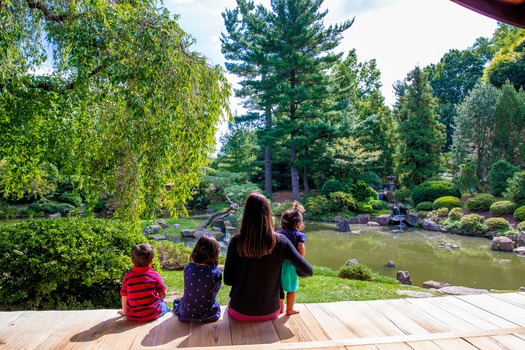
(2, 292), (525, 349)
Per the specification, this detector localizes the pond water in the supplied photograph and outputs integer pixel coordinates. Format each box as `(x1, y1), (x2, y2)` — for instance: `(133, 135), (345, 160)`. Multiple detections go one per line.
(303, 222), (525, 291)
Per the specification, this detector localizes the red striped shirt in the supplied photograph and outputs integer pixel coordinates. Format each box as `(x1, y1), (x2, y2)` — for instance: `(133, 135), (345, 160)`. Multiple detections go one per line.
(120, 266), (166, 322)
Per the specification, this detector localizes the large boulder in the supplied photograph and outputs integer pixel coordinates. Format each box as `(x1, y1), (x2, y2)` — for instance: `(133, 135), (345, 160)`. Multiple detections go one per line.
(336, 219), (350, 232)
(396, 271), (412, 285)
(375, 214), (390, 226)
(357, 214), (370, 224)
(404, 214), (419, 227)
(423, 280), (451, 289)
(518, 232), (525, 247)
(181, 229), (195, 238)
(491, 236), (516, 252)
(210, 219), (226, 233)
(422, 219), (441, 232)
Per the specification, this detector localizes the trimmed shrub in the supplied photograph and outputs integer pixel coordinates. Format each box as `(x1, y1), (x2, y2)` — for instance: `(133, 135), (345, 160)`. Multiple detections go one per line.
(514, 205), (525, 222)
(369, 199), (389, 210)
(0, 218), (146, 310)
(416, 201), (434, 212)
(393, 189), (412, 202)
(448, 207), (464, 221)
(356, 171), (383, 190)
(351, 180), (378, 202)
(152, 241), (191, 271)
(488, 159), (517, 196)
(411, 181), (461, 205)
(329, 191), (358, 213)
(356, 202), (373, 214)
(517, 221), (525, 231)
(485, 217), (510, 231)
(28, 200), (75, 215)
(321, 179), (344, 196)
(305, 195), (330, 218)
(504, 171), (525, 205)
(433, 196), (463, 210)
(418, 210), (429, 219)
(459, 214), (485, 233)
(464, 194), (496, 211)
(337, 264), (373, 281)
(436, 207), (449, 217)
(59, 192), (83, 207)
(489, 201), (516, 216)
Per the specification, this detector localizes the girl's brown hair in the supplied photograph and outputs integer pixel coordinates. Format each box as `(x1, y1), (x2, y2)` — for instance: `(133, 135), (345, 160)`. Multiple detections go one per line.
(280, 201), (305, 231)
(236, 192), (277, 258)
(191, 236), (220, 266)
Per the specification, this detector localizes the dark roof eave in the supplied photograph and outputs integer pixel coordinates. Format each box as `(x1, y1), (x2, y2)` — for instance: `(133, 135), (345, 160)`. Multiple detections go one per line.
(451, 0), (525, 29)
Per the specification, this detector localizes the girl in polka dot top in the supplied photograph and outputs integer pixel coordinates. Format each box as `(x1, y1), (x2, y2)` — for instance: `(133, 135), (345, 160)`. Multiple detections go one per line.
(173, 235), (222, 323)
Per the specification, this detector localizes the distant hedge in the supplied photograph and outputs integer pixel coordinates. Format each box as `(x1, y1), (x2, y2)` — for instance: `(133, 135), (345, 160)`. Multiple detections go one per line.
(411, 181), (461, 205)
(0, 218), (146, 311)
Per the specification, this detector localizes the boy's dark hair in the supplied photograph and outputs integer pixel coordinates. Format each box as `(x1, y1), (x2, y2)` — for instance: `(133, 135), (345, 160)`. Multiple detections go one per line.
(191, 236), (220, 266)
(131, 244), (155, 267)
(280, 201), (305, 231)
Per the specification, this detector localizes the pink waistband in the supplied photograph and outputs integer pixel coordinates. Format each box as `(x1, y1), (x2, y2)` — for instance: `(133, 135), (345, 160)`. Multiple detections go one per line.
(227, 306), (280, 322)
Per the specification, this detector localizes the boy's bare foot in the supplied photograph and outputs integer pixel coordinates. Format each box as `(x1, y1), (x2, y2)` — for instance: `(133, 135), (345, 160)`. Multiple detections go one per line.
(286, 309), (300, 315)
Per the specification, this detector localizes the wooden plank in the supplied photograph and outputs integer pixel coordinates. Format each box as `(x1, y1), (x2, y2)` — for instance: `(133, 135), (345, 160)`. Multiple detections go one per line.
(135, 313), (192, 349)
(345, 345), (378, 350)
(429, 338), (479, 350)
(273, 304), (331, 343)
(375, 343), (412, 350)
(305, 303), (361, 340)
(229, 317), (280, 346)
(489, 334), (525, 349)
(404, 340), (443, 350)
(457, 294), (525, 326)
(420, 296), (519, 329)
(187, 311), (233, 347)
(465, 335), (518, 350)
(339, 301), (406, 338)
(490, 292), (525, 309)
(364, 299), (432, 335)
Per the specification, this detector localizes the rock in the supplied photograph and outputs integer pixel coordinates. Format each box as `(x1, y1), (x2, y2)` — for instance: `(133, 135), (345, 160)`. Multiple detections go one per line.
(210, 219), (226, 233)
(518, 233), (525, 247)
(346, 259), (359, 265)
(331, 215), (345, 223)
(212, 226), (222, 232)
(49, 212), (61, 219)
(396, 290), (434, 298)
(437, 286), (489, 295)
(194, 229), (214, 239)
(491, 236), (516, 252)
(173, 224), (180, 230)
(181, 229), (195, 238)
(357, 214), (370, 224)
(151, 224), (159, 234)
(520, 287), (525, 292)
(386, 261), (396, 268)
(437, 243), (459, 250)
(367, 221), (380, 227)
(348, 217), (359, 224)
(336, 219), (350, 232)
(513, 246), (525, 255)
(143, 226), (152, 235)
(422, 219), (441, 232)
(376, 214), (390, 226)
(384, 191), (395, 203)
(156, 219), (170, 229)
(404, 214), (419, 227)
(396, 271), (412, 285)
(423, 280), (451, 289)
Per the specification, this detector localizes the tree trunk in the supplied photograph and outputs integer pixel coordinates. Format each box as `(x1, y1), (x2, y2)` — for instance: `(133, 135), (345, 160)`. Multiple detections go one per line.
(303, 164), (309, 192)
(291, 144), (300, 201)
(264, 103), (272, 194)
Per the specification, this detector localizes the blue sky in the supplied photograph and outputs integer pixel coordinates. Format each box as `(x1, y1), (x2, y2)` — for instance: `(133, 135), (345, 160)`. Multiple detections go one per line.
(164, 0), (498, 108)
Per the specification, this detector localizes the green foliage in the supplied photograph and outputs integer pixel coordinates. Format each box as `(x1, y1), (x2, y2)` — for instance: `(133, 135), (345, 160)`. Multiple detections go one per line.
(223, 183), (261, 204)
(321, 179), (344, 196)
(489, 159), (517, 196)
(489, 200), (516, 216)
(368, 200), (389, 210)
(304, 195), (331, 219)
(410, 181), (461, 205)
(517, 221), (525, 231)
(350, 180), (378, 202)
(459, 214), (486, 233)
(457, 158), (480, 194)
(356, 172), (383, 190)
(151, 241), (191, 271)
(59, 193), (83, 207)
(28, 200), (75, 215)
(0, 218), (145, 310)
(393, 189), (412, 202)
(514, 205), (525, 222)
(436, 207), (449, 217)
(433, 196), (463, 210)
(448, 207), (464, 221)
(328, 192), (358, 213)
(485, 217), (510, 231)
(271, 201), (296, 217)
(356, 202), (373, 214)
(504, 171), (525, 205)
(416, 201), (434, 212)
(337, 264), (373, 281)
(464, 194), (497, 211)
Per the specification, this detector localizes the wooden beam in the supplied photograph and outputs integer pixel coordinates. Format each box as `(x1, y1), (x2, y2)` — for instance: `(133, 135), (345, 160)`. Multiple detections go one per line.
(451, 0), (525, 28)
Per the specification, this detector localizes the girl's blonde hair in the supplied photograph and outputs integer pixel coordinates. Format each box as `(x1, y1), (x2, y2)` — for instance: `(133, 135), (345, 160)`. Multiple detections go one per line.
(280, 201), (305, 231)
(236, 192), (277, 258)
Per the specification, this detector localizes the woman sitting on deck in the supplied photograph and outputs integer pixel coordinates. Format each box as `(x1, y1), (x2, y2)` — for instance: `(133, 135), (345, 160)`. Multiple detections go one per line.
(224, 192), (313, 322)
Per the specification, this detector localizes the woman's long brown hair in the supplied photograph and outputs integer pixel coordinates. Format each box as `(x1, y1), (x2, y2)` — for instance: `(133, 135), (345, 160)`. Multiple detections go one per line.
(236, 192), (277, 258)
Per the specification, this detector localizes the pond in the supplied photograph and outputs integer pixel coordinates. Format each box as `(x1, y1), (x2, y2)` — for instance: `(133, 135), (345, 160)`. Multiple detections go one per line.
(303, 222), (525, 291)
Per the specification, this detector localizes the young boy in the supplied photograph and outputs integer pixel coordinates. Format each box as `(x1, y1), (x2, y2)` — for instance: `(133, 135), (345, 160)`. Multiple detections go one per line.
(119, 244), (170, 322)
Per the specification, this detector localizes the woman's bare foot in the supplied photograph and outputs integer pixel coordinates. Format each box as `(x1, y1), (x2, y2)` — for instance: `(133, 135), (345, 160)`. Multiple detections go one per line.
(286, 309), (300, 315)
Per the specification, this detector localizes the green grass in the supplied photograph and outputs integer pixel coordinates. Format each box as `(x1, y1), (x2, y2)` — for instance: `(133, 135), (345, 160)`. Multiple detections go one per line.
(160, 265), (433, 305)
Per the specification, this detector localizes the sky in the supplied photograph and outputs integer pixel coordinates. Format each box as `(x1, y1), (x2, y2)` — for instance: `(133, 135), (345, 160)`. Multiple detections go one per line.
(164, 0), (499, 109)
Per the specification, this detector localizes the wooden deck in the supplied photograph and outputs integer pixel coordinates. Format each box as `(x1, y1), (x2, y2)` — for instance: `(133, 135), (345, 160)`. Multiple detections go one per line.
(2, 293), (525, 349)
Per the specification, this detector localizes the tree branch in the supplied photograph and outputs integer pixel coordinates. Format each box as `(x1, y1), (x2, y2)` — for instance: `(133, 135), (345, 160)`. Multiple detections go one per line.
(26, 0), (69, 22)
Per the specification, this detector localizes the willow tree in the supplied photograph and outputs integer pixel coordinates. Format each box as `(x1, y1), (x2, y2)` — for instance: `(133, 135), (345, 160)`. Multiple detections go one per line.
(0, 0), (231, 221)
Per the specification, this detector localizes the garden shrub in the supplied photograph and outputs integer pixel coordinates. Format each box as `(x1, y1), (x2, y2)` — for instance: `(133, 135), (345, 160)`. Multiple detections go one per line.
(59, 192), (83, 207)
(464, 194), (496, 211)
(305, 195), (331, 218)
(337, 264), (373, 281)
(517, 221), (525, 231)
(433, 196), (463, 210)
(459, 214), (485, 233)
(488, 159), (517, 196)
(504, 171), (525, 205)
(224, 182), (261, 203)
(151, 241), (191, 270)
(448, 207), (464, 221)
(356, 202), (373, 214)
(426, 210), (440, 222)
(350, 180), (378, 202)
(514, 205), (525, 222)
(328, 191), (357, 213)
(489, 200), (516, 216)
(28, 200), (75, 215)
(416, 201), (433, 212)
(417, 210), (429, 219)
(369, 199), (389, 210)
(393, 188), (412, 202)
(321, 179), (344, 196)
(485, 217), (510, 231)
(0, 218), (146, 310)
(356, 171), (382, 190)
(271, 201), (295, 217)
(410, 181), (461, 205)
(436, 207), (449, 217)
